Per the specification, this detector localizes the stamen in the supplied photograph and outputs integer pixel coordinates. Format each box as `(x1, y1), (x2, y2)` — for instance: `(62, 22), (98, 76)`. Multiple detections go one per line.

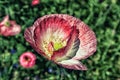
(5, 21), (11, 27)
(42, 33), (67, 58)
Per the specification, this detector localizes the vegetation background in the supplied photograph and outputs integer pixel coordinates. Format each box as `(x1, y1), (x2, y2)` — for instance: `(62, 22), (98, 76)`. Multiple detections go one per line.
(0, 0), (120, 80)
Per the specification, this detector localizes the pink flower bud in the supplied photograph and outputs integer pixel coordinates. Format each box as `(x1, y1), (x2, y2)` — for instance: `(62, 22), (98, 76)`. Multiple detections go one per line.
(32, 0), (40, 6)
(19, 52), (36, 68)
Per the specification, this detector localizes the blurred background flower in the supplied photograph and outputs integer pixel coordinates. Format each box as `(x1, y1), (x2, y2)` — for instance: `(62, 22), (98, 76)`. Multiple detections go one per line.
(19, 52), (36, 68)
(32, 0), (40, 6)
(0, 15), (21, 36)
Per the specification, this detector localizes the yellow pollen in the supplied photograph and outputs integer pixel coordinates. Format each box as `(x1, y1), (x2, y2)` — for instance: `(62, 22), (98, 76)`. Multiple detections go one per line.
(43, 38), (67, 58)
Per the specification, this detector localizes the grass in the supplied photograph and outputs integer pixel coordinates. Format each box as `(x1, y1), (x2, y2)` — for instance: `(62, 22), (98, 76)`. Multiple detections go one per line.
(0, 0), (120, 80)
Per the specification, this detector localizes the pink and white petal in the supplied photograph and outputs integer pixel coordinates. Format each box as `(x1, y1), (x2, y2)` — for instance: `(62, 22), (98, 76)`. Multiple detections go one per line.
(57, 59), (87, 70)
(37, 14), (81, 27)
(43, 16), (73, 40)
(33, 16), (72, 47)
(73, 22), (97, 60)
(1, 24), (21, 36)
(0, 26), (8, 34)
(10, 24), (21, 35)
(10, 21), (16, 25)
(24, 26), (46, 56)
(0, 15), (9, 25)
(24, 26), (38, 51)
(24, 26), (36, 47)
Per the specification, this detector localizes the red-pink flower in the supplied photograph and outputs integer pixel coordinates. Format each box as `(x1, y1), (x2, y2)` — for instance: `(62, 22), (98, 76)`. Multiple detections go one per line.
(24, 14), (97, 70)
(19, 52), (36, 68)
(32, 0), (40, 6)
(0, 15), (21, 36)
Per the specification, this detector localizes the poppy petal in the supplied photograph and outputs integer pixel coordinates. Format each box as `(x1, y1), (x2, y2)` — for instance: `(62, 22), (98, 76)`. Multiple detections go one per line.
(73, 22), (97, 60)
(3, 24), (21, 36)
(57, 59), (87, 70)
(24, 26), (45, 57)
(24, 26), (36, 48)
(0, 15), (9, 25)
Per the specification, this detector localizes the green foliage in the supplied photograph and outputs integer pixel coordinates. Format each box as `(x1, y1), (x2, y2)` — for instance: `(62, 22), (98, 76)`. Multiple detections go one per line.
(0, 0), (120, 80)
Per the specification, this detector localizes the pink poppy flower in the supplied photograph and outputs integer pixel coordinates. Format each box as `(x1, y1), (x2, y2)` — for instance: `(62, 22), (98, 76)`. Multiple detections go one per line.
(19, 52), (36, 68)
(0, 15), (21, 36)
(24, 14), (97, 70)
(32, 0), (40, 6)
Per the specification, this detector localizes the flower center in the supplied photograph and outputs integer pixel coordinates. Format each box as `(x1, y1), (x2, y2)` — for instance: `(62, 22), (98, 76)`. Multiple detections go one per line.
(54, 42), (64, 51)
(4, 21), (11, 27)
(43, 37), (67, 58)
(24, 56), (30, 62)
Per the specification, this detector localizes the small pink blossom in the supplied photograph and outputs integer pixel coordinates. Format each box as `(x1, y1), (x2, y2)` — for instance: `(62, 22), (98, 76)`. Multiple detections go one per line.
(24, 14), (97, 70)
(0, 15), (21, 36)
(19, 52), (36, 68)
(32, 0), (40, 6)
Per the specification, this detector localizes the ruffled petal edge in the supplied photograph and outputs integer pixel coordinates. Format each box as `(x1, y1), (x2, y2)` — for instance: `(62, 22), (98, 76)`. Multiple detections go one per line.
(57, 59), (87, 70)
